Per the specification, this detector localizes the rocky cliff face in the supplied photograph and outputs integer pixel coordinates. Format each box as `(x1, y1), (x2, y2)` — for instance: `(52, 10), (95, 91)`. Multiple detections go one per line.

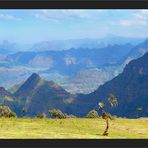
(79, 52), (148, 117)
(123, 38), (148, 66)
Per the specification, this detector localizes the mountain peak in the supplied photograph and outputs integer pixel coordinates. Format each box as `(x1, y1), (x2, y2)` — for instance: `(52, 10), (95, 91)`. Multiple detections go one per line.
(14, 74), (74, 116)
(14, 73), (41, 97)
(25, 73), (41, 86)
(29, 73), (40, 80)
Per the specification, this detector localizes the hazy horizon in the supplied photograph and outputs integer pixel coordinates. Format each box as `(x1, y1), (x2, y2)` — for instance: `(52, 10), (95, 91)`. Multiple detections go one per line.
(0, 9), (148, 45)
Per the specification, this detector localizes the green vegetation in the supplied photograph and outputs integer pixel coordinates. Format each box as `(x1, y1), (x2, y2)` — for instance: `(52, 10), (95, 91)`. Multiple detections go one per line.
(0, 106), (16, 118)
(49, 109), (67, 119)
(0, 118), (147, 139)
(49, 109), (76, 119)
(86, 110), (99, 118)
(36, 114), (45, 119)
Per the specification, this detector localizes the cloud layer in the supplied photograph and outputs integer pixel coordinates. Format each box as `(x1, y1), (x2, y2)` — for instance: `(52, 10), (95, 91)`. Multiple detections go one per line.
(0, 10), (148, 43)
(0, 13), (21, 21)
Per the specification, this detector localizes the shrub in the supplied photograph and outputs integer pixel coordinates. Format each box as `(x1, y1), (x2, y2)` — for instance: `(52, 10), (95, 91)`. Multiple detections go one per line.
(49, 109), (66, 119)
(9, 112), (16, 118)
(49, 109), (77, 119)
(0, 106), (16, 118)
(86, 110), (99, 118)
(36, 114), (44, 119)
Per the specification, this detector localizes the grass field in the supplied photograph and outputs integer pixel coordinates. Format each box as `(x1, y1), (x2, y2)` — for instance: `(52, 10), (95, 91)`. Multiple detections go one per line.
(0, 117), (147, 139)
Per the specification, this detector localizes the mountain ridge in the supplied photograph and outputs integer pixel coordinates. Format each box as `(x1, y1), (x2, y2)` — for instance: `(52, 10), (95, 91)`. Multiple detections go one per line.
(80, 52), (148, 117)
(14, 73), (75, 116)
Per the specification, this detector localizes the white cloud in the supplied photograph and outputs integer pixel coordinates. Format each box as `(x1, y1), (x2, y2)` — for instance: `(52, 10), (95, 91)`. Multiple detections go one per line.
(117, 10), (148, 27)
(119, 19), (147, 26)
(0, 14), (22, 21)
(34, 10), (103, 22)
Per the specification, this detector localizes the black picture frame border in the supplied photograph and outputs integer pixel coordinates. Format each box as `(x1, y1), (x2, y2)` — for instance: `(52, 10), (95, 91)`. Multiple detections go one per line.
(0, 139), (147, 147)
(0, 0), (148, 9)
(0, 0), (147, 148)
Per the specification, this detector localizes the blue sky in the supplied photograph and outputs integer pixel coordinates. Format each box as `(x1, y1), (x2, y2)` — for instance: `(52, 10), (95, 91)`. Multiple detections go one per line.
(0, 9), (148, 44)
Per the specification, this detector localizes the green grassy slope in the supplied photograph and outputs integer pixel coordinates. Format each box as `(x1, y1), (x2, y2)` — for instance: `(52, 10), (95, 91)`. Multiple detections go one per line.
(0, 118), (147, 139)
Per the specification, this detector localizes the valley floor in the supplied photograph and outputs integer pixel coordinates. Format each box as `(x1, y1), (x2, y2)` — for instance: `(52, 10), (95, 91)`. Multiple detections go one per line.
(0, 118), (147, 139)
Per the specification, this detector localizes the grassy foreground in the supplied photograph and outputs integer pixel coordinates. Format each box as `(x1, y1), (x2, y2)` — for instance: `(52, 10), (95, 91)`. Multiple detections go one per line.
(0, 117), (147, 139)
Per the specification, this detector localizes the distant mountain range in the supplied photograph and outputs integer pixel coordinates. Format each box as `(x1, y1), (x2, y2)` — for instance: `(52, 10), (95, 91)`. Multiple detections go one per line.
(0, 40), (18, 55)
(2, 43), (133, 94)
(0, 38), (147, 94)
(30, 35), (144, 51)
(0, 50), (147, 118)
(6, 43), (133, 70)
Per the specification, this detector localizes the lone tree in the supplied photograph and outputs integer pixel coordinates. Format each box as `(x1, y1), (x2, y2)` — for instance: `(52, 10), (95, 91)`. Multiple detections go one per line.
(98, 94), (118, 136)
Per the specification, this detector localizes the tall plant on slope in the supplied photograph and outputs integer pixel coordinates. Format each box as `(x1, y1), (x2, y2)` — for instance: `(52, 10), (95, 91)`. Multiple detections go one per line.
(98, 94), (118, 136)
